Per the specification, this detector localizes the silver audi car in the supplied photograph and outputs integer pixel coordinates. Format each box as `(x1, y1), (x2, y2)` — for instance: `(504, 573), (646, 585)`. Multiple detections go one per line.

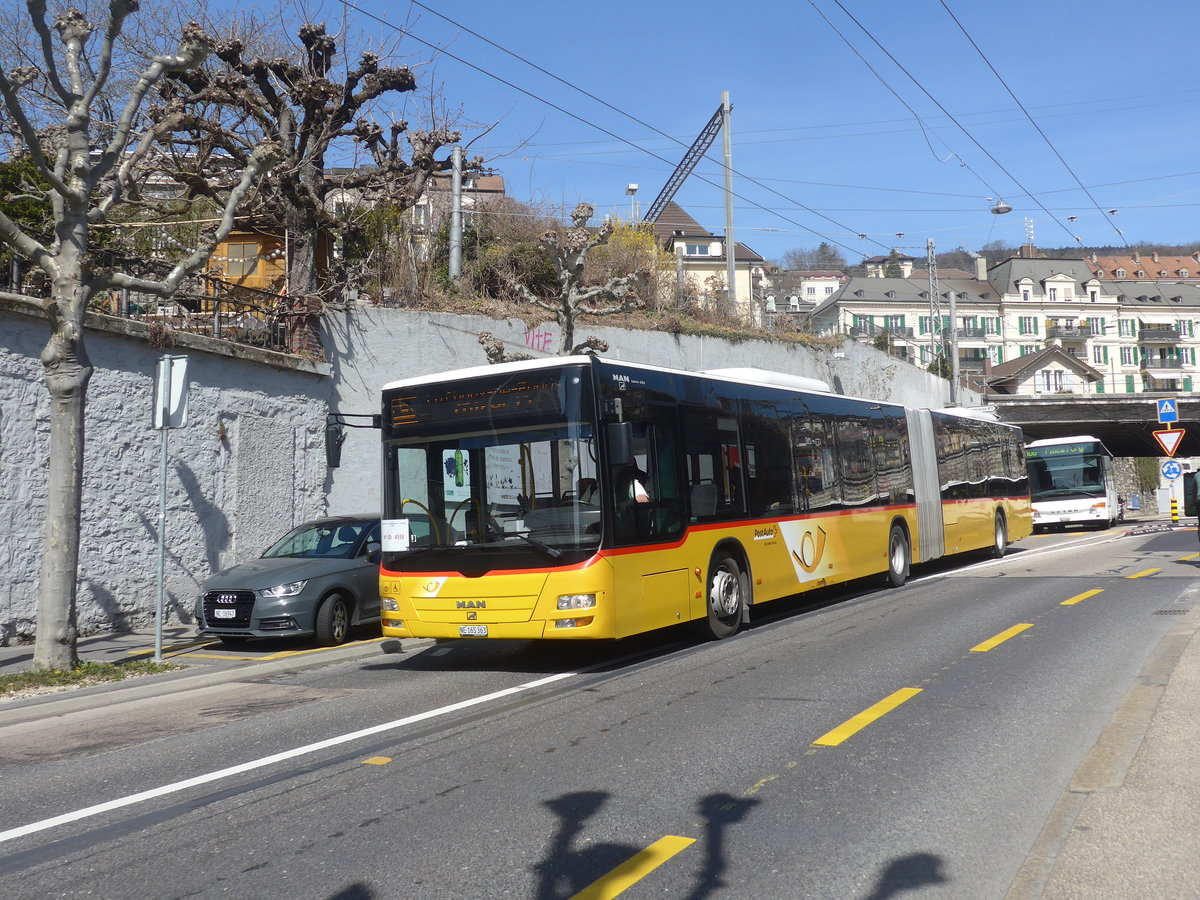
(196, 515), (382, 647)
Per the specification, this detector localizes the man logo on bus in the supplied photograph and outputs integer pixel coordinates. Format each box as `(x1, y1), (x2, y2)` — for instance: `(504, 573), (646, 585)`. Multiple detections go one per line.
(791, 526), (828, 574)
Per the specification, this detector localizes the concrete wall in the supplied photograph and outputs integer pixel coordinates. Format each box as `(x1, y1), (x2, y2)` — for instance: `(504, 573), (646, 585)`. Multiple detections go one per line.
(0, 303), (330, 644)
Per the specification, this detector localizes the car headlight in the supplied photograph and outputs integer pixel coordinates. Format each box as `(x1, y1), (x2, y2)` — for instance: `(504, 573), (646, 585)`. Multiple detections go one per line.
(259, 580), (308, 599)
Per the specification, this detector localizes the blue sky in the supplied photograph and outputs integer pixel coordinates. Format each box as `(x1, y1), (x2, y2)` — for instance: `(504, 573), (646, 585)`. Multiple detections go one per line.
(342, 0), (1200, 265)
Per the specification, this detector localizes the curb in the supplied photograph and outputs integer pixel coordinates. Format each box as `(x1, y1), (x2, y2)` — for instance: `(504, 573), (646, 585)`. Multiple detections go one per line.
(0, 636), (433, 729)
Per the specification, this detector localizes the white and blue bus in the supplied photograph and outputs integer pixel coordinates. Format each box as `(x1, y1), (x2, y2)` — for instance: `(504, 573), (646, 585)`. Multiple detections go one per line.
(1025, 435), (1119, 531)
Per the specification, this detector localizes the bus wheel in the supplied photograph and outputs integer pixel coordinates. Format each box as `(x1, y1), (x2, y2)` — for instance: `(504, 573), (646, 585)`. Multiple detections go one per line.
(700, 554), (747, 640)
(991, 513), (1008, 558)
(886, 525), (909, 588)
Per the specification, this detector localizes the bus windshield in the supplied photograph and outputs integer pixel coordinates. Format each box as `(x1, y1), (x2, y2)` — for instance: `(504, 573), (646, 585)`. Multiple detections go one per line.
(382, 365), (600, 568)
(1027, 443), (1109, 500)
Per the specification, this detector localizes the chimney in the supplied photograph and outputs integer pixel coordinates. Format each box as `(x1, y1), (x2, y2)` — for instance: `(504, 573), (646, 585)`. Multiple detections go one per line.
(1153, 251), (1160, 263)
(1132, 251), (1140, 263)
(974, 255), (987, 281)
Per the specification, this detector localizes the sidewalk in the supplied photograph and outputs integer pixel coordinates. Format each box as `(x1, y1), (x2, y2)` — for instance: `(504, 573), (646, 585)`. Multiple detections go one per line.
(1008, 584), (1200, 898)
(0, 625), (426, 728)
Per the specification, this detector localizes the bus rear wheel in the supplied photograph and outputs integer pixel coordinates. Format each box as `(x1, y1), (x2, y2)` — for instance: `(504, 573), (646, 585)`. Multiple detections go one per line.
(699, 553), (747, 640)
(886, 525), (909, 588)
(991, 513), (1008, 558)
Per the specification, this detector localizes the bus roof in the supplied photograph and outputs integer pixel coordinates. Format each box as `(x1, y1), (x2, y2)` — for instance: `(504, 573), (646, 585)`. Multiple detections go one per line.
(1026, 435), (1106, 447)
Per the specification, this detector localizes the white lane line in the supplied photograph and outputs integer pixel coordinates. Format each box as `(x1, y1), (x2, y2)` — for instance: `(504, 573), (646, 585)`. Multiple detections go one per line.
(0, 671), (576, 845)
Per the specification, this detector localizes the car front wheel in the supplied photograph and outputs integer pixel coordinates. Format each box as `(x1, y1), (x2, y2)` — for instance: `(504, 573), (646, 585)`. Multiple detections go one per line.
(315, 593), (351, 646)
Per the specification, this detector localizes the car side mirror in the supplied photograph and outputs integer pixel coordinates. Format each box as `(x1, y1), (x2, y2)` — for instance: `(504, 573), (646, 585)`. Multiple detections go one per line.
(366, 541), (381, 562)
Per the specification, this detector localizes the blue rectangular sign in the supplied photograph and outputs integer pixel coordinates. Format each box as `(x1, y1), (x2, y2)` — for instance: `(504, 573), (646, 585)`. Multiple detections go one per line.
(1157, 398), (1179, 424)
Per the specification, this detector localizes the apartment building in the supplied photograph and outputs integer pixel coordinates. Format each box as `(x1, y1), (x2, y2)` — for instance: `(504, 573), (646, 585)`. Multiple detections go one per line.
(810, 250), (1200, 395)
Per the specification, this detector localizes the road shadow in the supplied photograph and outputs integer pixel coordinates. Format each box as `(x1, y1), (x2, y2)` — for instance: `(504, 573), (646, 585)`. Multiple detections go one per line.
(531, 789), (760, 900)
(860, 852), (948, 899)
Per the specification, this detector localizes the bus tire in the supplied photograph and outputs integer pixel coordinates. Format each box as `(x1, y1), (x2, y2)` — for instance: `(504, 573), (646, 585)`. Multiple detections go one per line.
(699, 553), (747, 640)
(991, 512), (1008, 558)
(886, 524), (909, 588)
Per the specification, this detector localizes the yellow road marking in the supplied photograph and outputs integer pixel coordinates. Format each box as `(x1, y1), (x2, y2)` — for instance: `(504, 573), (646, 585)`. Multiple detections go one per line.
(362, 757), (392, 766)
(569, 835), (696, 900)
(746, 775), (778, 796)
(812, 687), (922, 748)
(1061, 589), (1104, 607)
(971, 623), (1033, 652)
(1127, 568), (1161, 579)
(1178, 553), (1200, 561)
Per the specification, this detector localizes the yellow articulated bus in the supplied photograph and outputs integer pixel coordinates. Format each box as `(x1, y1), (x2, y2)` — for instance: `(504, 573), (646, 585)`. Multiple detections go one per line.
(377, 357), (1031, 642)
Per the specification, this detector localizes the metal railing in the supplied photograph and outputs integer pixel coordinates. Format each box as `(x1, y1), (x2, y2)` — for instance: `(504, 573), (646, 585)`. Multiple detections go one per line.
(8, 252), (300, 356)
(1141, 357), (1190, 370)
(1138, 327), (1181, 342)
(1046, 325), (1092, 340)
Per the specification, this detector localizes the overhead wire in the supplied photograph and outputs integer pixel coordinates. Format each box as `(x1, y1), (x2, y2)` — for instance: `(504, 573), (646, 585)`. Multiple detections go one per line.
(337, 0), (889, 256)
(935, 0), (1129, 248)
(821, 0), (1086, 246)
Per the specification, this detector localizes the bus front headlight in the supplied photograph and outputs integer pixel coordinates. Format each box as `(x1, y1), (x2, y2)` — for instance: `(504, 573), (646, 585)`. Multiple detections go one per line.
(381, 597), (400, 612)
(557, 593), (597, 611)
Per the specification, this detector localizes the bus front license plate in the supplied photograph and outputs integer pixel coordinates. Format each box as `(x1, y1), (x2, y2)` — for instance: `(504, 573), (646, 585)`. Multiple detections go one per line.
(459, 625), (488, 637)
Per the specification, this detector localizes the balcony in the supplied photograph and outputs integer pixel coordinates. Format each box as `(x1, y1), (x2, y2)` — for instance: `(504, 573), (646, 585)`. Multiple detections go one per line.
(958, 358), (989, 373)
(1138, 327), (1181, 342)
(956, 327), (992, 340)
(1046, 324), (1092, 341)
(1141, 357), (1190, 371)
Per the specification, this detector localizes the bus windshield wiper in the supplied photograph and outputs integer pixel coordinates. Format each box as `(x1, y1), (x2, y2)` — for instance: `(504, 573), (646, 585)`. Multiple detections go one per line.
(514, 533), (563, 560)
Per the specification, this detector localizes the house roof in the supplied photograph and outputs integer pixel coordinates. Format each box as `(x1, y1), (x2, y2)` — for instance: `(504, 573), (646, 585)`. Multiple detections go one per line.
(1087, 251), (1200, 279)
(810, 275), (995, 320)
(651, 201), (717, 243)
(988, 256), (1103, 293)
(649, 201), (764, 263)
(985, 345), (1103, 382)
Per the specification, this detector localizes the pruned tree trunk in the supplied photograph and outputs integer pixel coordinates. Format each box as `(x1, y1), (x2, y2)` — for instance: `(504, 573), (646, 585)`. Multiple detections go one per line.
(36, 267), (94, 669)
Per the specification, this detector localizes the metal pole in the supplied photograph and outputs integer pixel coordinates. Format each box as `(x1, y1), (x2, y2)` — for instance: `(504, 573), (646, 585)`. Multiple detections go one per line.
(721, 91), (736, 318)
(155, 359), (170, 663)
(926, 239), (940, 370)
(948, 290), (960, 405)
(449, 145), (463, 283)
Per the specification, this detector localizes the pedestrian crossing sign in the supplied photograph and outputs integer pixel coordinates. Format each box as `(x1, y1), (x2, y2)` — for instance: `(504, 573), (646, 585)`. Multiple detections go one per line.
(1157, 398), (1179, 424)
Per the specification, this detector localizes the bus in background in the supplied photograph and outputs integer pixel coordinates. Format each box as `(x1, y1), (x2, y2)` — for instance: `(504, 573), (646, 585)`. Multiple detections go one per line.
(377, 357), (1032, 642)
(1025, 435), (1119, 532)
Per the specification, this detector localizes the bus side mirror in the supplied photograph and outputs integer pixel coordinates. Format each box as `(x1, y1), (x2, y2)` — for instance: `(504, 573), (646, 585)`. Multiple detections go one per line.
(325, 418), (346, 468)
(607, 421), (633, 467)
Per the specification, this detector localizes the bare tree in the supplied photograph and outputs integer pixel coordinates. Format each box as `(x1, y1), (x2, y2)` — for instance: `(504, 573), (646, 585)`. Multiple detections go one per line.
(507, 203), (642, 355)
(0, 2), (276, 669)
(160, 16), (467, 303)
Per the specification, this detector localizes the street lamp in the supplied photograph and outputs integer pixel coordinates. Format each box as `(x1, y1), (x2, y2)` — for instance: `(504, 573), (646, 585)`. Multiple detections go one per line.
(626, 184), (638, 221)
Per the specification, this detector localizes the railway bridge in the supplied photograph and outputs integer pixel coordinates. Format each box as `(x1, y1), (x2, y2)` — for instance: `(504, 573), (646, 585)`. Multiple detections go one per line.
(986, 395), (1195, 458)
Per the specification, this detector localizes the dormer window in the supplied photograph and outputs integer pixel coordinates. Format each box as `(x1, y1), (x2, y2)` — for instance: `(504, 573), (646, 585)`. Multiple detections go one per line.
(1181, 269), (1190, 278)
(884, 290), (895, 298)
(1136, 270), (1146, 278)
(1160, 270), (1168, 277)
(1115, 268), (1126, 277)
(854, 289), (865, 298)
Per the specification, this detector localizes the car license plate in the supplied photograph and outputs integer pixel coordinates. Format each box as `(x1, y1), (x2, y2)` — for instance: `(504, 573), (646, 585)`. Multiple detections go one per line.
(459, 625), (488, 637)
(212, 608), (237, 619)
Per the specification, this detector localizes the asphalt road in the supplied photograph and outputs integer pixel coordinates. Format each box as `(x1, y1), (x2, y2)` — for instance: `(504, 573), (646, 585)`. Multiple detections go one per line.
(0, 525), (1193, 899)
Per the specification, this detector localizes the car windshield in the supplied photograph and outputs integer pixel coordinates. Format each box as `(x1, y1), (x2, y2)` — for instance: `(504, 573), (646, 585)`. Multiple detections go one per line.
(261, 520), (378, 560)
